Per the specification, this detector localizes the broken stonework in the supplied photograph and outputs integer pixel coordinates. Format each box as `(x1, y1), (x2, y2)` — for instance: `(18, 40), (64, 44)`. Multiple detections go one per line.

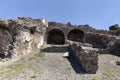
(1, 17), (120, 74)
(69, 41), (98, 73)
(0, 17), (47, 58)
(84, 32), (116, 49)
(109, 24), (120, 31)
(106, 39), (120, 56)
(0, 27), (12, 58)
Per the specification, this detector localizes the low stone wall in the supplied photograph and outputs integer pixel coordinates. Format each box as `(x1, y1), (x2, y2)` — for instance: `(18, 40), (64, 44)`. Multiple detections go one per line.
(41, 44), (69, 53)
(69, 41), (98, 73)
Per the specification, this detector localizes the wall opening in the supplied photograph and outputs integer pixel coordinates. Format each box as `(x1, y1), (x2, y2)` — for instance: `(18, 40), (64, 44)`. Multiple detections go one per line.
(47, 29), (65, 45)
(67, 29), (84, 42)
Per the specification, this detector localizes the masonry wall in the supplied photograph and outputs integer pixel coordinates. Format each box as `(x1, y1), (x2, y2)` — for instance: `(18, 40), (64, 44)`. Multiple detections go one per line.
(46, 22), (85, 44)
(0, 17), (47, 58)
(69, 41), (98, 73)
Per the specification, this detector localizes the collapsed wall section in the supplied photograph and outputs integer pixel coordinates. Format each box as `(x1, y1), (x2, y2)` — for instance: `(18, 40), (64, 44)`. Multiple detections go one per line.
(0, 17), (47, 58)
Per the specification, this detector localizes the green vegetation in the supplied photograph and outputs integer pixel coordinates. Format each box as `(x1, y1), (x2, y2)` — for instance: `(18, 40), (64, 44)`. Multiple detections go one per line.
(34, 52), (45, 57)
(102, 68), (120, 80)
(27, 63), (43, 75)
(103, 69), (115, 78)
(56, 59), (64, 63)
(92, 76), (99, 80)
(0, 63), (24, 80)
(66, 66), (72, 74)
(0, 52), (45, 80)
(28, 52), (46, 61)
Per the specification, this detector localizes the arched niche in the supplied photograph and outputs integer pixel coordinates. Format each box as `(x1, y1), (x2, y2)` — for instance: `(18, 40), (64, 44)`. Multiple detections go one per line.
(47, 29), (65, 45)
(67, 29), (84, 42)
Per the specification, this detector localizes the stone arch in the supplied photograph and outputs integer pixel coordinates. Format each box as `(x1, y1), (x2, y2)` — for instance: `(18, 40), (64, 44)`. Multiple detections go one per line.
(67, 29), (84, 42)
(47, 29), (65, 45)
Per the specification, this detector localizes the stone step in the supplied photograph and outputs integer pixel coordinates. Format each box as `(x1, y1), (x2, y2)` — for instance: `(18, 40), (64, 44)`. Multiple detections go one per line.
(41, 44), (70, 53)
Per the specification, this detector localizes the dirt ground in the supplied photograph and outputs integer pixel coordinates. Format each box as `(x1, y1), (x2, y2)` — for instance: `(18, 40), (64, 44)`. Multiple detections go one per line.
(0, 52), (120, 80)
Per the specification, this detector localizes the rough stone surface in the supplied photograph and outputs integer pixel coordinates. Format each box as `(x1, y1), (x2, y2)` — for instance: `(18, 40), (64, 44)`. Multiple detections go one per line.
(41, 44), (69, 53)
(0, 17), (120, 74)
(106, 39), (120, 56)
(0, 17), (47, 58)
(109, 24), (120, 31)
(69, 41), (98, 73)
(84, 32), (116, 49)
(0, 27), (12, 58)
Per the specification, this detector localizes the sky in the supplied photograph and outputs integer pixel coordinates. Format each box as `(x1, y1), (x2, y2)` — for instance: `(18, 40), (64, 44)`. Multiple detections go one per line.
(0, 0), (120, 30)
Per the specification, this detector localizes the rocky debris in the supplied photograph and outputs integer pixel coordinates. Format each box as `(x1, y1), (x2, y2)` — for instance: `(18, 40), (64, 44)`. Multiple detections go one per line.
(114, 29), (120, 36)
(69, 41), (98, 73)
(17, 17), (48, 27)
(65, 22), (73, 27)
(48, 22), (65, 26)
(77, 25), (96, 33)
(0, 18), (10, 28)
(109, 24), (120, 31)
(106, 39), (120, 56)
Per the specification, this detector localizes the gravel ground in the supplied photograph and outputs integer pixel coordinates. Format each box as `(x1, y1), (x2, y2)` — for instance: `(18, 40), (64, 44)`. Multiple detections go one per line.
(0, 52), (120, 80)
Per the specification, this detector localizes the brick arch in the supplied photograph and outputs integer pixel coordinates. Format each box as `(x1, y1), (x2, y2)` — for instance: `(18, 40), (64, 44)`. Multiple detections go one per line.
(47, 29), (65, 45)
(67, 29), (84, 42)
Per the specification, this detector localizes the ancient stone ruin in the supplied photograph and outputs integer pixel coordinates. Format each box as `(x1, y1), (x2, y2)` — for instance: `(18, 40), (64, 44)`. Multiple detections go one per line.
(0, 17), (120, 73)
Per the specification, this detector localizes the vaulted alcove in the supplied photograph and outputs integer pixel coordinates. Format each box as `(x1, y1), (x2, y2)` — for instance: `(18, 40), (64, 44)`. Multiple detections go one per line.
(67, 29), (84, 42)
(47, 29), (65, 45)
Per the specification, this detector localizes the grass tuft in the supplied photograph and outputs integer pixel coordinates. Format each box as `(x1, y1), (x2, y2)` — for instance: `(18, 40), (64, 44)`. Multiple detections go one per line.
(92, 76), (99, 80)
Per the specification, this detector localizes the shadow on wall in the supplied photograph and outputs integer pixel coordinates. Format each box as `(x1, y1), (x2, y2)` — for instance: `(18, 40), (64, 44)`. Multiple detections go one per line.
(67, 50), (91, 74)
(67, 52), (87, 74)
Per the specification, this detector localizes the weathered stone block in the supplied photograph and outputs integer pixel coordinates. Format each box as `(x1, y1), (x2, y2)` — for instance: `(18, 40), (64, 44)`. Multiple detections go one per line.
(70, 41), (98, 73)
